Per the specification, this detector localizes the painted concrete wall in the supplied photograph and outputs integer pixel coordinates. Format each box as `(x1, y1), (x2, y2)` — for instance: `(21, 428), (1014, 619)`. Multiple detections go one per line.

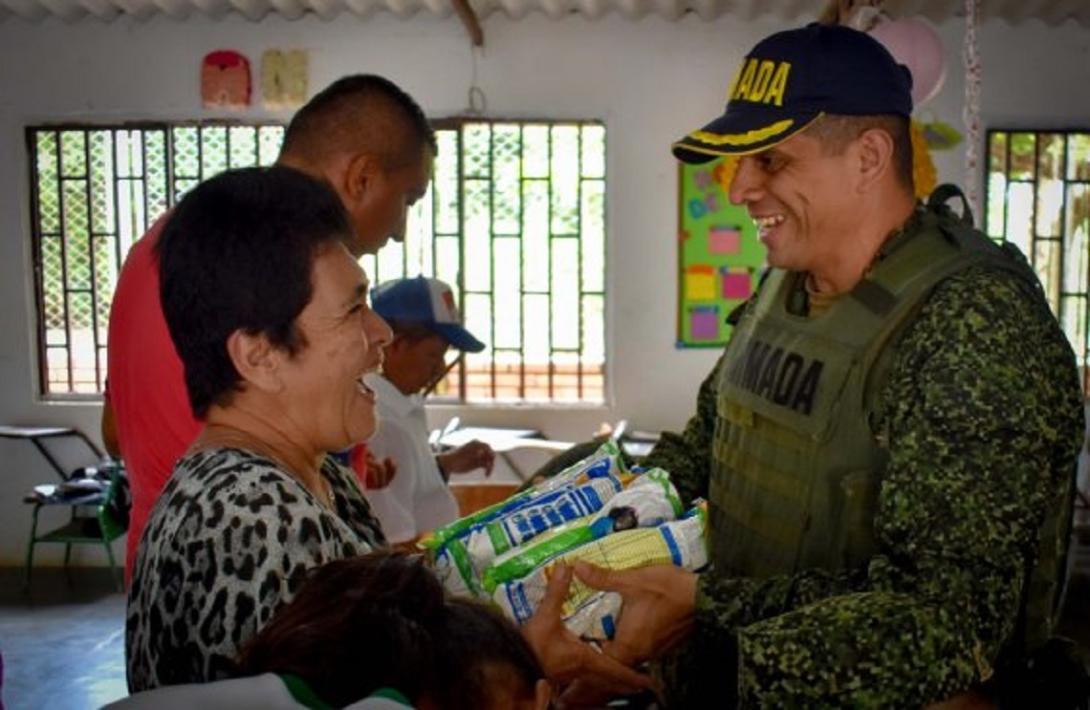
(1, 11), (1088, 564)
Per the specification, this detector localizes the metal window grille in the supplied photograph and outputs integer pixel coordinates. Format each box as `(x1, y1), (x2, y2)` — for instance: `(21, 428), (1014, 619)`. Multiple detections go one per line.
(27, 122), (284, 397)
(28, 119), (607, 404)
(984, 130), (1090, 390)
(360, 119), (607, 404)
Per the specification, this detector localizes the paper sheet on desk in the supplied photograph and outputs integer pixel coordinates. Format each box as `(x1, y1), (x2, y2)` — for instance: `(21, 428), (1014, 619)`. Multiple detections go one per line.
(439, 427), (572, 452)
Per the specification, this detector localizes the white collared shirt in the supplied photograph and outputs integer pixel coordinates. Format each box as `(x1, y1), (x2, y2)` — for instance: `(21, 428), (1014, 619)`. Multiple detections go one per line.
(362, 374), (460, 543)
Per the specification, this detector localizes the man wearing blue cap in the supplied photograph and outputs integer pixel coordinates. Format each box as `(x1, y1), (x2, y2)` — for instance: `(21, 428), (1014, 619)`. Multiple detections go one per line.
(360, 276), (496, 544)
(576, 23), (1085, 707)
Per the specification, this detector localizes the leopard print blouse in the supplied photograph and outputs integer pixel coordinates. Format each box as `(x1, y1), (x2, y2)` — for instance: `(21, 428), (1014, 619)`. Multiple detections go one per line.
(125, 447), (385, 691)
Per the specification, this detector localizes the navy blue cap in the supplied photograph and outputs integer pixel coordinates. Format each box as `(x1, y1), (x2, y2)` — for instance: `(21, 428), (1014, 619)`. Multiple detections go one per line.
(673, 23), (914, 164)
(371, 276), (486, 353)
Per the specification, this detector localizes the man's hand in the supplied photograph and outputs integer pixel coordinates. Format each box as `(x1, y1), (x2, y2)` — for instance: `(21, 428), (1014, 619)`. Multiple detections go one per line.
(436, 440), (495, 477)
(574, 562), (698, 667)
(522, 564), (651, 696)
(364, 452), (397, 489)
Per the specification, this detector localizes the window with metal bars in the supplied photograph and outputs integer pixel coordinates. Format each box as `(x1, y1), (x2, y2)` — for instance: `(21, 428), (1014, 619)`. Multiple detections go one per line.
(27, 123), (285, 397)
(984, 130), (1090, 390)
(27, 119), (607, 404)
(363, 119), (607, 404)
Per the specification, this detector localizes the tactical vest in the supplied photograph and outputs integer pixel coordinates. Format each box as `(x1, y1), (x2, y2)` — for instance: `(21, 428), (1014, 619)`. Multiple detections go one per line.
(709, 186), (1068, 651)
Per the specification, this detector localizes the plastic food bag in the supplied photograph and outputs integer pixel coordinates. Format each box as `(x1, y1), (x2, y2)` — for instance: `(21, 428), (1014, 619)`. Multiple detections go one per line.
(479, 469), (683, 593)
(493, 502), (708, 634)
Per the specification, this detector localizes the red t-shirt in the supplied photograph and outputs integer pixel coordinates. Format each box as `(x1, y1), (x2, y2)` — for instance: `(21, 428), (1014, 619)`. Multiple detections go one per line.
(107, 215), (202, 584)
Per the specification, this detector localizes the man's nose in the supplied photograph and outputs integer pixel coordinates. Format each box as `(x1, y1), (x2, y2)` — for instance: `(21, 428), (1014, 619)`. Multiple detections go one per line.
(391, 207), (408, 243)
(728, 157), (762, 205)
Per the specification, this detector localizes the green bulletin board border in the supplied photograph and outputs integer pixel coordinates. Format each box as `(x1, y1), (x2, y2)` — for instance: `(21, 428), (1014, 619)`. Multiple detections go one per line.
(676, 157), (766, 348)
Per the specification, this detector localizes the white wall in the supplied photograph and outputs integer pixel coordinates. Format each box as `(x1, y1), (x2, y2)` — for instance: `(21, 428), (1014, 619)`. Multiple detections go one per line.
(1, 12), (1088, 564)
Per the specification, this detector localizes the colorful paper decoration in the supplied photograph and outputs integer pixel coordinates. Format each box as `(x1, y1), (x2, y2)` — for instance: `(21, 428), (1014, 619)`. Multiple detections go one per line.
(720, 268), (752, 300)
(689, 306), (721, 340)
(688, 193), (721, 220)
(685, 265), (717, 301)
(919, 118), (964, 151)
(708, 226), (741, 255)
(262, 49), (309, 110)
(962, 0), (983, 214)
(201, 51), (252, 110)
(677, 157), (767, 348)
(868, 16), (947, 106)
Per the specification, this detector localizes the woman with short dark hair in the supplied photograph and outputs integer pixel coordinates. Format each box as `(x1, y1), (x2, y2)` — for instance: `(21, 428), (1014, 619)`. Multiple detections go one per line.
(125, 166), (392, 691)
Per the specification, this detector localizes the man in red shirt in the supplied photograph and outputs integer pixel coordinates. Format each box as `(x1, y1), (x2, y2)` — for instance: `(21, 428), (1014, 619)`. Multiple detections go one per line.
(106, 74), (434, 582)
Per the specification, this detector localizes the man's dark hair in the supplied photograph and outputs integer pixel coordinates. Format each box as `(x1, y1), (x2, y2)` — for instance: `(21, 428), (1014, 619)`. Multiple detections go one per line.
(280, 74), (437, 169)
(157, 166), (350, 418)
(808, 114), (914, 194)
(236, 552), (446, 707)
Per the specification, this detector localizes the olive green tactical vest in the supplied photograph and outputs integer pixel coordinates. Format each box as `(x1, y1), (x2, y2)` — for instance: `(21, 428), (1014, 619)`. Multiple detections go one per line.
(709, 189), (1067, 651)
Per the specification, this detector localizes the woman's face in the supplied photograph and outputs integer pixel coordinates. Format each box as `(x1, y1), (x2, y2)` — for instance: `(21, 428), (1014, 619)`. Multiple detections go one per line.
(277, 243), (392, 453)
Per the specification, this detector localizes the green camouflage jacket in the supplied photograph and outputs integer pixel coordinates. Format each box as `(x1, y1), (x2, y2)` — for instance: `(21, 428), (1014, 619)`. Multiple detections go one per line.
(645, 264), (1085, 707)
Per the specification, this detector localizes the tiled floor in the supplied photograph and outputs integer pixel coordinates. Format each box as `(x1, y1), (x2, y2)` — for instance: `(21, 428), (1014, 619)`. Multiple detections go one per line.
(0, 568), (127, 709)
(2, 525), (1089, 710)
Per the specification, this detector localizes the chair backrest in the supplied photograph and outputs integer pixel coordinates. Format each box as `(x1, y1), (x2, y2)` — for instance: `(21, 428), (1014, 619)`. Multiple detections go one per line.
(95, 463), (130, 538)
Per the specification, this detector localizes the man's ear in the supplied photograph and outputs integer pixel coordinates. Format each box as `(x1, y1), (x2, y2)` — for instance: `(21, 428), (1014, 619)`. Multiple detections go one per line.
(342, 152), (382, 204)
(854, 127), (895, 193)
(225, 329), (284, 394)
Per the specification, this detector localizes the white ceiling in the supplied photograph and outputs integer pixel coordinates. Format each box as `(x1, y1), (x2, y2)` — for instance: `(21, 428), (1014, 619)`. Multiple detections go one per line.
(2, 0), (1089, 26)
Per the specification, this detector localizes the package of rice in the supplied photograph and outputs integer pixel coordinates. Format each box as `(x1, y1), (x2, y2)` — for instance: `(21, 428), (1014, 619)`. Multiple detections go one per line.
(492, 502), (708, 631)
(563, 590), (623, 640)
(478, 468), (683, 592)
(420, 439), (627, 555)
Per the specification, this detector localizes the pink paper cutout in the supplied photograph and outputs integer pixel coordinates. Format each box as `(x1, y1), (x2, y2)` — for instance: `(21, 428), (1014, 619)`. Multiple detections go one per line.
(708, 227), (741, 255)
(721, 270), (752, 300)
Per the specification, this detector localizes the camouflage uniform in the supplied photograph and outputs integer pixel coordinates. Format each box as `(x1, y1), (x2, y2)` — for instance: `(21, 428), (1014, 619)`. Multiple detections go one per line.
(645, 211), (1086, 707)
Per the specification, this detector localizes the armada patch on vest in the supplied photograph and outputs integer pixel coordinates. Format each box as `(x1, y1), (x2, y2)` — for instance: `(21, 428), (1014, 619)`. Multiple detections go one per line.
(726, 338), (824, 415)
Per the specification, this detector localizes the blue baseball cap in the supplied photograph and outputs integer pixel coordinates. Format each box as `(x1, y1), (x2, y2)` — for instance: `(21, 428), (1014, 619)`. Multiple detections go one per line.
(673, 23), (914, 164)
(371, 276), (486, 353)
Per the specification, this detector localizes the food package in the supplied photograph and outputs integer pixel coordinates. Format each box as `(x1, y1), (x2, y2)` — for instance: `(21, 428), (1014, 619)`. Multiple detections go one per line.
(479, 469), (683, 593)
(492, 502), (708, 636)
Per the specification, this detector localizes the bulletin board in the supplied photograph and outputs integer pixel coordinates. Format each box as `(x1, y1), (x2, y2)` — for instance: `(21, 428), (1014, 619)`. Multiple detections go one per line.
(676, 158), (766, 347)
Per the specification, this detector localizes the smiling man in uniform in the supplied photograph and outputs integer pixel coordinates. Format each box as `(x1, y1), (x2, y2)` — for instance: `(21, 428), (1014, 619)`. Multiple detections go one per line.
(577, 23), (1086, 708)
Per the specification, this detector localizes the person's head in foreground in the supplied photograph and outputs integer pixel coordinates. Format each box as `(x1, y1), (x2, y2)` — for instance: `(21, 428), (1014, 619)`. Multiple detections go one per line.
(370, 276), (486, 396)
(278, 74), (436, 257)
(236, 551), (550, 710)
(158, 165), (391, 453)
(674, 22), (917, 294)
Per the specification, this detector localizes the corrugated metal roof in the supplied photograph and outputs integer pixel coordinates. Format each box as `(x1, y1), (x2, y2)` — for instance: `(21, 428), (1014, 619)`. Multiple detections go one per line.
(2, 0), (1089, 25)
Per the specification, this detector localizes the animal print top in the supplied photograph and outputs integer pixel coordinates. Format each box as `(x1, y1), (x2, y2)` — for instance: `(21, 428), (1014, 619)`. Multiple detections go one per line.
(125, 447), (385, 691)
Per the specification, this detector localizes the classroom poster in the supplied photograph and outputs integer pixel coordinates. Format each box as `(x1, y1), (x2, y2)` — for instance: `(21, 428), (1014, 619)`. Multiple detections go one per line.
(677, 158), (766, 347)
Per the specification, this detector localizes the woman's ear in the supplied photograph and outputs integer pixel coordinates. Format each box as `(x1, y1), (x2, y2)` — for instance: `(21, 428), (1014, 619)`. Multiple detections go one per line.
(225, 329), (284, 394)
(854, 127), (895, 194)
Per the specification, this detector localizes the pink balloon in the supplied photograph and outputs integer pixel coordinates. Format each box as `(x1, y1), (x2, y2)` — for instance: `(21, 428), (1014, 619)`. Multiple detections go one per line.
(869, 17), (948, 107)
